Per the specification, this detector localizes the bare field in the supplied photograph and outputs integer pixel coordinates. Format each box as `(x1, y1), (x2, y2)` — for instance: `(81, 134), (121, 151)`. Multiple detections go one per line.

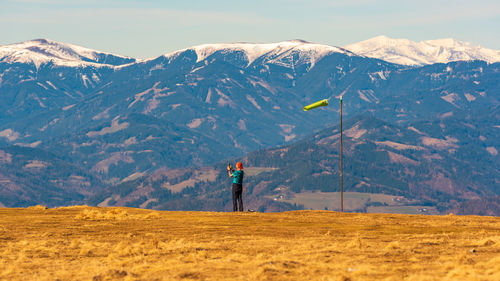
(274, 192), (436, 214)
(277, 191), (394, 211)
(0, 207), (499, 280)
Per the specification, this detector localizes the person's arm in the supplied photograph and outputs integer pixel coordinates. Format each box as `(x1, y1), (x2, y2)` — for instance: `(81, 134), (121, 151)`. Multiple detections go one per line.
(227, 164), (233, 177)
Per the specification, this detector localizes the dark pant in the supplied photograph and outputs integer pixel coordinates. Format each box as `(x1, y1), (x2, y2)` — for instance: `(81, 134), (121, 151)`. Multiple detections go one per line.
(232, 183), (243, 212)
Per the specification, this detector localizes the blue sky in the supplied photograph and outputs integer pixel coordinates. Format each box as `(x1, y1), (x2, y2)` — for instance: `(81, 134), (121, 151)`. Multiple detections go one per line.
(1, 0), (499, 58)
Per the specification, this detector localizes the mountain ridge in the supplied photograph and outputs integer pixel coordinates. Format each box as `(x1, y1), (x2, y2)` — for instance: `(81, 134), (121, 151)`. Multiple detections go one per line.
(0, 38), (136, 67)
(3, 36), (500, 68)
(344, 35), (500, 66)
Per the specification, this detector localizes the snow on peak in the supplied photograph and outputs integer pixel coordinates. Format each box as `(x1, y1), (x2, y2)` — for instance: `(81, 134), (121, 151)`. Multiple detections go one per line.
(344, 36), (500, 66)
(0, 39), (135, 68)
(163, 40), (351, 67)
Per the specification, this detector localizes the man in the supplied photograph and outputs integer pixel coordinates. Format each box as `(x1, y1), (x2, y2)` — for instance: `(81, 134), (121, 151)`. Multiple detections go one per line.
(227, 162), (244, 212)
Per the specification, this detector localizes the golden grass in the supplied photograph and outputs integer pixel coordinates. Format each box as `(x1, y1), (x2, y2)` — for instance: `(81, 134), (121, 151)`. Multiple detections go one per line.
(0, 207), (499, 280)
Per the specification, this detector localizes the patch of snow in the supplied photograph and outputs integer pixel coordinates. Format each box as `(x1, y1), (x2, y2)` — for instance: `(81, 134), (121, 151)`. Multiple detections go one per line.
(25, 141), (41, 148)
(464, 93), (476, 102)
(91, 73), (100, 82)
(358, 90), (371, 103)
(92, 106), (114, 120)
(238, 119), (247, 131)
(486, 147), (498, 156)
(143, 93), (167, 114)
(228, 134), (243, 149)
(440, 112), (453, 118)
(81, 74), (90, 88)
(215, 88), (234, 107)
(441, 93), (458, 106)
(205, 88), (212, 103)
(187, 118), (203, 129)
(373, 71), (387, 80)
(128, 82), (163, 109)
(46, 81), (57, 90)
(0, 129), (20, 141)
(248, 78), (277, 94)
(39, 118), (59, 132)
(191, 65), (206, 73)
(246, 94), (262, 110)
(37, 82), (48, 90)
(31, 94), (47, 108)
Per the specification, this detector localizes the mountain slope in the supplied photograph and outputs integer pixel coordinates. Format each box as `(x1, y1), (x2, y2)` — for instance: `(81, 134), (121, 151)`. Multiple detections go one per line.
(0, 146), (103, 207)
(1, 39), (402, 181)
(344, 35), (500, 66)
(44, 113), (240, 184)
(0, 39), (135, 67)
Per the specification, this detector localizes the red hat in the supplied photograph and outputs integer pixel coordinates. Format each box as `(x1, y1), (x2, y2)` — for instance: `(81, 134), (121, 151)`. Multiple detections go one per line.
(236, 162), (243, 169)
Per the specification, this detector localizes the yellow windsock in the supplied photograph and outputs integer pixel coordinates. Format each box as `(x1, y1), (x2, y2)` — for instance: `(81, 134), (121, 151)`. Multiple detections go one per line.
(303, 99), (329, 111)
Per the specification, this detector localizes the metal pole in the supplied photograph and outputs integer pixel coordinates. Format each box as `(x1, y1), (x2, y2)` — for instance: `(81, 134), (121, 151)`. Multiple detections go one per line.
(340, 97), (343, 212)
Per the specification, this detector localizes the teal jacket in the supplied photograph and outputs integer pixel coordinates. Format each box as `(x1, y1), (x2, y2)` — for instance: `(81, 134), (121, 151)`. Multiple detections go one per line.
(232, 170), (244, 184)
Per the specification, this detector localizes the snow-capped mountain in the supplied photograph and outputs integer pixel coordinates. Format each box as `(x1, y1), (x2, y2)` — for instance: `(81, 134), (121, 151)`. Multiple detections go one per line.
(0, 39), (135, 67)
(344, 35), (500, 66)
(159, 40), (353, 68)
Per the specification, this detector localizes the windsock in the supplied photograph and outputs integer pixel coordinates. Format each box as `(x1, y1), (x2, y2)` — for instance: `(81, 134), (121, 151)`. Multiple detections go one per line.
(303, 99), (329, 111)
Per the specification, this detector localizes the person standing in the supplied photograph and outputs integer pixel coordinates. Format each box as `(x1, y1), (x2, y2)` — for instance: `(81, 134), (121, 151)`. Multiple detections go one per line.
(227, 162), (244, 212)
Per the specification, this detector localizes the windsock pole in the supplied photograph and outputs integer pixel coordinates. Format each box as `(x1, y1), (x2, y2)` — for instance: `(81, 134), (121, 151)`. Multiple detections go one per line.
(302, 96), (344, 212)
(340, 96), (343, 212)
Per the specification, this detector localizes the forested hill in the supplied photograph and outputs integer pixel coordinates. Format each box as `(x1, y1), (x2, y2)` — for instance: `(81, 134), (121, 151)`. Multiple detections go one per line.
(87, 114), (500, 216)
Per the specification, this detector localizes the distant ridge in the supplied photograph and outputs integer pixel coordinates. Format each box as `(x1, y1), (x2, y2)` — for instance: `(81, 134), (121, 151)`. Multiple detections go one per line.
(0, 38), (136, 67)
(158, 40), (353, 67)
(2, 36), (500, 67)
(344, 35), (500, 66)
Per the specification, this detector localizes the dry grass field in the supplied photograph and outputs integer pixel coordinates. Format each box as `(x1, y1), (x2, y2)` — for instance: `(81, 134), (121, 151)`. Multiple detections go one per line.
(0, 206), (499, 281)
